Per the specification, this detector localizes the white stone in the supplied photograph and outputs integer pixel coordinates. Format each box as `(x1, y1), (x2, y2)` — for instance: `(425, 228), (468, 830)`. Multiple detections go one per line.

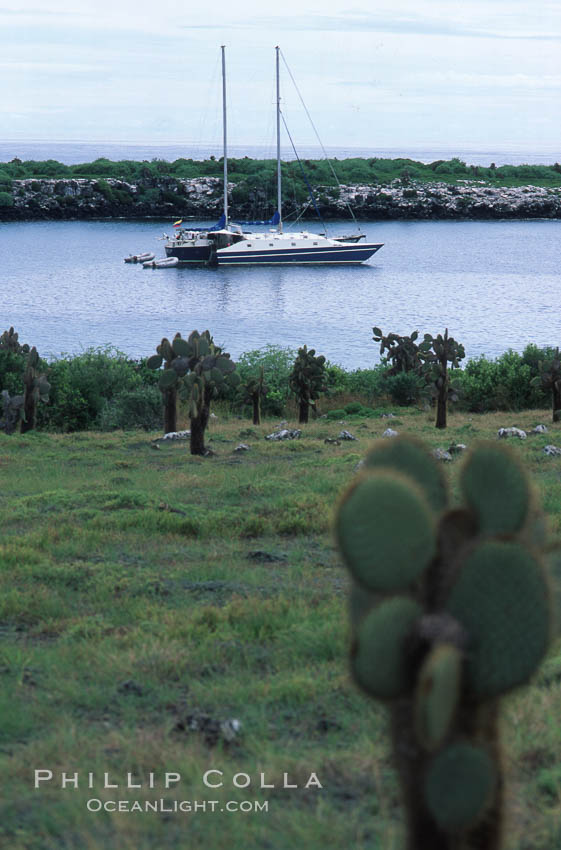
(497, 427), (526, 440)
(383, 428), (398, 438)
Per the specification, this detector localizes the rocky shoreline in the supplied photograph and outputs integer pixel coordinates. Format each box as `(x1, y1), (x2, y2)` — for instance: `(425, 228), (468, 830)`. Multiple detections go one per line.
(1, 175), (561, 221)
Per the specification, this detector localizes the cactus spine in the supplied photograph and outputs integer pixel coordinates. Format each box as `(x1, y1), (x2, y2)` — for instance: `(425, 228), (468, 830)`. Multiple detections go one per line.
(336, 435), (555, 850)
(289, 345), (327, 424)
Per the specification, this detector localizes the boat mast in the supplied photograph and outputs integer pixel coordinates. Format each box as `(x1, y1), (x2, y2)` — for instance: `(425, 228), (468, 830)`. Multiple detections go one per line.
(221, 45), (228, 228)
(276, 45), (282, 232)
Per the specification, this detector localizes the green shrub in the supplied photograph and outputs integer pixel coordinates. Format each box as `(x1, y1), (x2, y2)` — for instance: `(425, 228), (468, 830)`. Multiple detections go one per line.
(0, 350), (25, 394)
(236, 344), (296, 416)
(456, 349), (548, 412)
(37, 347), (143, 431)
(343, 366), (386, 401)
(383, 372), (424, 406)
(0, 191), (14, 208)
(98, 387), (163, 431)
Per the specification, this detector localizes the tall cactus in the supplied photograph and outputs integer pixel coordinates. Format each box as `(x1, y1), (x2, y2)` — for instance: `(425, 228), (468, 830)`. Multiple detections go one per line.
(530, 347), (561, 422)
(336, 435), (556, 850)
(422, 329), (465, 429)
(289, 345), (327, 424)
(148, 331), (239, 454)
(146, 333), (185, 433)
(241, 365), (267, 425)
(20, 347), (50, 433)
(178, 331), (240, 455)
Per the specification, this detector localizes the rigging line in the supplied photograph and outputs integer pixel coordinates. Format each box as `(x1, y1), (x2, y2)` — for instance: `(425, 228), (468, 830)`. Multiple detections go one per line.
(280, 111), (326, 233)
(280, 49), (362, 233)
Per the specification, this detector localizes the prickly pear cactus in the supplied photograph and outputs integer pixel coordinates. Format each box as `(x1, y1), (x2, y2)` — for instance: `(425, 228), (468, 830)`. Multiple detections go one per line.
(372, 327), (427, 375)
(20, 347), (50, 434)
(421, 329), (465, 429)
(178, 330), (240, 455)
(289, 345), (327, 424)
(335, 435), (556, 850)
(530, 347), (561, 422)
(0, 326), (30, 355)
(242, 365), (267, 425)
(146, 333), (187, 433)
(147, 331), (239, 454)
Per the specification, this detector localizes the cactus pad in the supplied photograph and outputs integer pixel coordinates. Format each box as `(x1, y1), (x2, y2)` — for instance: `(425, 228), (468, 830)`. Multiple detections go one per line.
(352, 597), (422, 698)
(336, 471), (437, 592)
(447, 541), (551, 697)
(424, 742), (496, 830)
(414, 644), (462, 751)
(363, 436), (448, 512)
(460, 442), (531, 535)
(158, 369), (178, 390)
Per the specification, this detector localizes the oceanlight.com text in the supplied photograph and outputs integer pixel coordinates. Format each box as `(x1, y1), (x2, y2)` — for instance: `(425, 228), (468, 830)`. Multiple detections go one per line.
(86, 798), (269, 814)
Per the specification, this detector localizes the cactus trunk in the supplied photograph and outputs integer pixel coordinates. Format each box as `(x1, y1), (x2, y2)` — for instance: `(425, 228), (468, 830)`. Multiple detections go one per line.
(553, 385), (561, 422)
(298, 399), (309, 424)
(163, 387), (177, 434)
(391, 693), (503, 850)
(436, 392), (447, 429)
(252, 394), (261, 426)
(20, 390), (36, 433)
(190, 401), (210, 455)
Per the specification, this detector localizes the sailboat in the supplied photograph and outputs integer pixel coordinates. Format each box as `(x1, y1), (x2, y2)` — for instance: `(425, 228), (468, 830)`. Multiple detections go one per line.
(163, 46), (244, 264)
(211, 47), (384, 266)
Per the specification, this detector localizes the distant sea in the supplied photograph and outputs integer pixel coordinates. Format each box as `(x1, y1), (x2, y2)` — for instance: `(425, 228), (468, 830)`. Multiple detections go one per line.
(1, 140), (560, 167)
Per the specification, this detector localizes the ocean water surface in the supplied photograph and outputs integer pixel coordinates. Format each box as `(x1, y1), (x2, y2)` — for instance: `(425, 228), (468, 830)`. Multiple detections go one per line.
(1, 218), (559, 368)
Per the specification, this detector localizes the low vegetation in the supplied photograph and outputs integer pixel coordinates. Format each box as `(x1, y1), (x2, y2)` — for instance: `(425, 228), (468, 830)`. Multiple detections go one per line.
(0, 403), (560, 849)
(2, 155), (561, 195)
(2, 337), (560, 437)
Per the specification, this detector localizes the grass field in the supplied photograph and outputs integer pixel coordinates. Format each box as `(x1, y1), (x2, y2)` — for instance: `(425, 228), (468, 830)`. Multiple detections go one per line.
(1, 406), (560, 850)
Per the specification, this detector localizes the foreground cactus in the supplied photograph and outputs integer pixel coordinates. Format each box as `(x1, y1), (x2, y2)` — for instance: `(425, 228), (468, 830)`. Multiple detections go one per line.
(336, 435), (556, 850)
(289, 345), (327, 424)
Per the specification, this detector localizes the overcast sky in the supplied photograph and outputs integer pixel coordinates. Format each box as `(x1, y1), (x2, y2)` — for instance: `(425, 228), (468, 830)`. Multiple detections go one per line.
(1, 0), (560, 153)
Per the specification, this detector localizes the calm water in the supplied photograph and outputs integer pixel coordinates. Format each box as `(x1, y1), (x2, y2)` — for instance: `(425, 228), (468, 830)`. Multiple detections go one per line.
(1, 141), (560, 167)
(1, 218), (559, 368)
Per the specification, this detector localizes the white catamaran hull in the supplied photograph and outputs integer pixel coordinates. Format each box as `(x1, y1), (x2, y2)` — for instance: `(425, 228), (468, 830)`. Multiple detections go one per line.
(213, 232), (383, 265)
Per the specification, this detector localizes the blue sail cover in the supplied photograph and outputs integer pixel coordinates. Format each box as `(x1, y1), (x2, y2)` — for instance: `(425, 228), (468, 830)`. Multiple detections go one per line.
(207, 214), (226, 231)
(233, 211), (281, 227)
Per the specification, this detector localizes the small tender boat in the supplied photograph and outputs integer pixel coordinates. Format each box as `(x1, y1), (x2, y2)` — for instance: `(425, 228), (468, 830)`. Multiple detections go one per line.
(143, 257), (179, 268)
(124, 252), (155, 263)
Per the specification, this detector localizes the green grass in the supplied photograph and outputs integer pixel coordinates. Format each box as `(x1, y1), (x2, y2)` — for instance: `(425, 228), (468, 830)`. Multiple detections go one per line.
(0, 408), (560, 849)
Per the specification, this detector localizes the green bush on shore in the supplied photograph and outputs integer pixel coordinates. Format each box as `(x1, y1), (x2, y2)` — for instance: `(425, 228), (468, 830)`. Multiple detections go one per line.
(2, 155), (561, 190)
